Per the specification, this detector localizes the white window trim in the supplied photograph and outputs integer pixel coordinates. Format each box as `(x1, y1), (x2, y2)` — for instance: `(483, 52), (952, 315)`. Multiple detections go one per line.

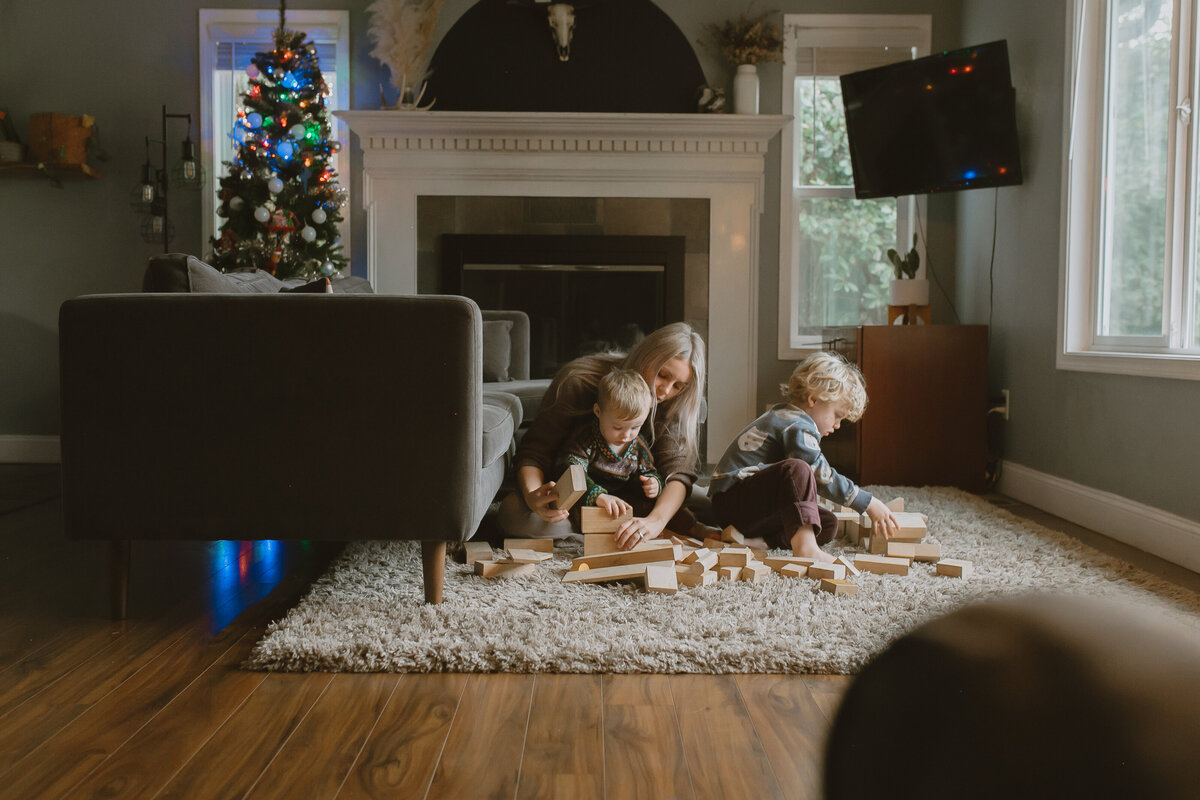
(778, 14), (932, 359)
(198, 9), (351, 264)
(1058, 0), (1200, 380)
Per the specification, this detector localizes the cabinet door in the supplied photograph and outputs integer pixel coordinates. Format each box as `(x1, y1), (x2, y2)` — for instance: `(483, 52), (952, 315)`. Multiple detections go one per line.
(858, 325), (988, 491)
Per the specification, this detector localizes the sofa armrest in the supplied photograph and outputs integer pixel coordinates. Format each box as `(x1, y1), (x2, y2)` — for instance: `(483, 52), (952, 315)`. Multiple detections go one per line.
(481, 309), (530, 381)
(59, 293), (486, 543)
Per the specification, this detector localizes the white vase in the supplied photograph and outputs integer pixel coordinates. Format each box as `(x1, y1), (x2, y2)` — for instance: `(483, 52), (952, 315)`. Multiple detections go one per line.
(732, 64), (760, 115)
(888, 278), (930, 306)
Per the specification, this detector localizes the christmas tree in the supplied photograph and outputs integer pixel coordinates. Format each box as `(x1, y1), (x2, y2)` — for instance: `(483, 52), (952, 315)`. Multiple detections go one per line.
(210, 24), (347, 279)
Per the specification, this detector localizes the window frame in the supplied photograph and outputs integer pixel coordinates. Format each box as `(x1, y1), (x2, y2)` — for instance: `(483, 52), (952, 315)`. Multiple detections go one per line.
(198, 8), (351, 264)
(1059, 0), (1200, 379)
(777, 13), (932, 359)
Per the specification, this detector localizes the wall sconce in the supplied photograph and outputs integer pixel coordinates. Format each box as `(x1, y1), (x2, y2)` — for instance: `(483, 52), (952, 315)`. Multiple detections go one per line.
(131, 105), (207, 251)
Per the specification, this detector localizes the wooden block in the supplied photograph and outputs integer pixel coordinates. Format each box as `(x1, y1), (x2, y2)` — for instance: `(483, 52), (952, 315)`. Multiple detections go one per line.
(562, 563), (649, 584)
(583, 533), (672, 556)
(740, 563), (771, 583)
(645, 564), (678, 594)
(890, 512), (928, 542)
(886, 497), (905, 512)
(672, 533), (706, 549)
(554, 464), (587, 510)
(913, 542), (942, 562)
(463, 541), (493, 565)
(808, 562), (846, 580)
(504, 538), (553, 553)
(572, 543), (676, 571)
(835, 556), (861, 577)
(868, 534), (888, 555)
(717, 548), (752, 567)
(885, 541), (917, 562)
(748, 546), (768, 561)
(686, 551), (718, 572)
(703, 537), (726, 551)
(854, 554), (910, 576)
(474, 560), (537, 579)
(682, 547), (711, 564)
(721, 525), (745, 544)
(674, 561), (706, 577)
(718, 566), (742, 581)
(821, 578), (859, 596)
(779, 563), (808, 579)
(936, 559), (974, 578)
(834, 510), (860, 541)
(505, 548), (554, 564)
(580, 505), (634, 534)
(676, 569), (718, 588)
(764, 555), (816, 572)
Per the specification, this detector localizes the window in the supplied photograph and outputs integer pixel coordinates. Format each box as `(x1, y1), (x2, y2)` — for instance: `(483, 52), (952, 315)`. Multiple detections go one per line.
(1060, 0), (1199, 379)
(778, 15), (931, 357)
(198, 9), (351, 260)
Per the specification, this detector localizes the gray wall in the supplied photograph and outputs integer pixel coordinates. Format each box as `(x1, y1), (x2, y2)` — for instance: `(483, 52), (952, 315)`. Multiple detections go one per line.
(956, 0), (1200, 523)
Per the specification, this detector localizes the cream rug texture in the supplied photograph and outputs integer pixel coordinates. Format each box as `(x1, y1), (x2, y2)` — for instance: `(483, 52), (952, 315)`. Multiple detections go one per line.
(244, 487), (1200, 673)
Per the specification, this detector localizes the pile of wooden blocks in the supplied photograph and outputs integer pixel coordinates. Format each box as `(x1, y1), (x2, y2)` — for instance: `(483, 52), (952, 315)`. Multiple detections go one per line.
(828, 497), (974, 581)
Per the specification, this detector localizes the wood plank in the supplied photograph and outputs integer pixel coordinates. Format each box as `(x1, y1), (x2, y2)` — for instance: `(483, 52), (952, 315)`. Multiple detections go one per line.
(0, 618), (128, 718)
(603, 674), (694, 800)
(338, 673), (469, 800)
(736, 675), (830, 800)
(670, 674), (784, 800)
(62, 628), (269, 799)
(516, 674), (604, 800)
(425, 674), (534, 798)
(244, 673), (398, 800)
(151, 672), (334, 800)
(801, 675), (854, 724)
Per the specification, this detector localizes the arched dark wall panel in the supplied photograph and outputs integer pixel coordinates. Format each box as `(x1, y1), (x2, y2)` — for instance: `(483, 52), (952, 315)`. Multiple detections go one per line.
(425, 0), (705, 112)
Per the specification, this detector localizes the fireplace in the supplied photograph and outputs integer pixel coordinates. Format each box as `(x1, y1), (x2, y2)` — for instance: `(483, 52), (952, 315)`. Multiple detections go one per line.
(336, 110), (787, 463)
(441, 233), (686, 379)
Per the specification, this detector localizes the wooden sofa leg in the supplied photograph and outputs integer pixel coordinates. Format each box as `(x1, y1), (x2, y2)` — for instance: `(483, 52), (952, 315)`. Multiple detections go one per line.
(111, 539), (130, 620)
(421, 541), (446, 604)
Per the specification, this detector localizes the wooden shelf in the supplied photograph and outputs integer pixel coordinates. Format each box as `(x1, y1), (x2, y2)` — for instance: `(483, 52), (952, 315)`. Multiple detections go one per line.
(0, 161), (100, 179)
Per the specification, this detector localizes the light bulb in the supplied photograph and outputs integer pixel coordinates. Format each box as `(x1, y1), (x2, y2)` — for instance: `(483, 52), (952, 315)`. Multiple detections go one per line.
(141, 183), (155, 203)
(152, 216), (164, 234)
(182, 161), (197, 180)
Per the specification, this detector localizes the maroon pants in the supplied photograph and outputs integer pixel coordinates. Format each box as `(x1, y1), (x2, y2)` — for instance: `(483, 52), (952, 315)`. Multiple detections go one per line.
(710, 459), (838, 550)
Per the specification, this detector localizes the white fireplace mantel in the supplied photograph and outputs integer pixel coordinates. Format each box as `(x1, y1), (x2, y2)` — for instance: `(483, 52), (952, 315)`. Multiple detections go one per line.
(336, 110), (788, 463)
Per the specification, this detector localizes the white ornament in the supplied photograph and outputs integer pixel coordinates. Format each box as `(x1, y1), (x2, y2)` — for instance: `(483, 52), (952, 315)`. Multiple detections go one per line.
(267, 177), (284, 194)
(310, 207), (327, 224)
(229, 196), (244, 211)
(289, 124), (306, 139)
(300, 226), (317, 242)
(254, 206), (270, 223)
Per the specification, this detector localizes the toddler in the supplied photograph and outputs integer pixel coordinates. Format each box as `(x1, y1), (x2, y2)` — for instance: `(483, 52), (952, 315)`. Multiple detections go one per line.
(707, 351), (897, 562)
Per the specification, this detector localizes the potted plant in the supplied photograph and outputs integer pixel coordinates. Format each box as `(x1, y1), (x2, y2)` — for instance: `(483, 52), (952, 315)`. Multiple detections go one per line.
(701, 8), (783, 115)
(886, 234), (929, 307)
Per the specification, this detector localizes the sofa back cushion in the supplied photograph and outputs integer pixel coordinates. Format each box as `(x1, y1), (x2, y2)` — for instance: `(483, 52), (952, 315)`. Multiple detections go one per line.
(144, 253), (373, 294)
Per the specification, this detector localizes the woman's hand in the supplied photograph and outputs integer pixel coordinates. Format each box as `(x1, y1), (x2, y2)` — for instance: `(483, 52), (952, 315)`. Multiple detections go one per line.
(524, 481), (568, 523)
(596, 494), (632, 517)
(640, 475), (661, 499)
(613, 515), (666, 550)
(864, 497), (898, 538)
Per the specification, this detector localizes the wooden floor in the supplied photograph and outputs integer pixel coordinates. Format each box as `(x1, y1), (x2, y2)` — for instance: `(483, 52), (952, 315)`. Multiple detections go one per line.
(2, 464), (1196, 800)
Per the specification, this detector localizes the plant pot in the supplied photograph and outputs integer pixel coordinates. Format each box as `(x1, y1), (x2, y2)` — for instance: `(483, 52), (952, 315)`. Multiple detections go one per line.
(888, 278), (929, 306)
(732, 64), (760, 115)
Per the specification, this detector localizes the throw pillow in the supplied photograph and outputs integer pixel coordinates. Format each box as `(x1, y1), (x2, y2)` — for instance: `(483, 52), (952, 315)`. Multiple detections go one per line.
(482, 319), (513, 382)
(280, 277), (333, 293)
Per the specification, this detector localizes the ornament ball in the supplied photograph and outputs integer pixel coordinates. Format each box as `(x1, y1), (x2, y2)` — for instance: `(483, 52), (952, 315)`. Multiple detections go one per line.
(229, 196), (244, 211)
(311, 207), (327, 224)
(254, 206), (270, 223)
(268, 177), (284, 194)
(300, 226), (317, 242)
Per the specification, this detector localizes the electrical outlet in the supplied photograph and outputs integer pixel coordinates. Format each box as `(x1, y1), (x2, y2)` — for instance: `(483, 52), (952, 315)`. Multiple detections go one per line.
(1001, 389), (1010, 420)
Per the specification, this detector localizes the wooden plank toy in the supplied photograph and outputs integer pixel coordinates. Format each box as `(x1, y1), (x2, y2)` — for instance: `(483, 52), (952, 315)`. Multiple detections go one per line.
(808, 562), (846, 581)
(885, 541), (917, 562)
(562, 563), (649, 584)
(719, 566), (742, 581)
(890, 512), (928, 542)
(463, 541), (494, 565)
(936, 559), (974, 579)
(675, 567), (717, 588)
(474, 561), (537, 579)
(504, 538), (554, 553)
(554, 464), (587, 510)
(886, 497), (905, 512)
(779, 563), (808, 579)
(645, 564), (678, 594)
(834, 511), (860, 543)
(505, 548), (554, 564)
(821, 578), (859, 596)
(721, 525), (746, 545)
(740, 564), (771, 584)
(573, 542), (675, 570)
(580, 506), (634, 534)
(835, 555), (861, 577)
(854, 554), (910, 576)
(683, 550), (719, 571)
(764, 555), (816, 572)
(717, 548), (752, 568)
(583, 532), (669, 555)
(913, 542), (942, 562)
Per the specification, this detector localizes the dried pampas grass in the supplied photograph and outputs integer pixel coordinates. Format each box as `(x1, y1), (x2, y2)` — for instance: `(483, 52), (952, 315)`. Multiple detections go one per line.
(366, 0), (444, 95)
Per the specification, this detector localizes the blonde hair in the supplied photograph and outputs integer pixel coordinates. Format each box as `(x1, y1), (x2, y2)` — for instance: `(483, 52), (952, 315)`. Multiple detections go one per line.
(596, 369), (652, 420)
(781, 351), (867, 422)
(623, 322), (706, 469)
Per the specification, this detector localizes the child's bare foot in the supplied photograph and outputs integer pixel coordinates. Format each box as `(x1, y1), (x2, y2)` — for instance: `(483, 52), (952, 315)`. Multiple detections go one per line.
(790, 525), (836, 563)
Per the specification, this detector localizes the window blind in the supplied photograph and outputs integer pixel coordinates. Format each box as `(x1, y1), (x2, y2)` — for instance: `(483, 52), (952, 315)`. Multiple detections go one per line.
(214, 41), (337, 71)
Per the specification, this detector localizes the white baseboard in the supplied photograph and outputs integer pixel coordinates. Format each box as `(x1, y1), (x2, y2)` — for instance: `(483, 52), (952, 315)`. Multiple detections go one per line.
(0, 435), (61, 463)
(997, 460), (1200, 574)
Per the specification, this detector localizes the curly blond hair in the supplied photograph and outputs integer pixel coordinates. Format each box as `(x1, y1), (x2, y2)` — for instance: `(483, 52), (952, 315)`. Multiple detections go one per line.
(780, 351), (867, 422)
(596, 368), (652, 421)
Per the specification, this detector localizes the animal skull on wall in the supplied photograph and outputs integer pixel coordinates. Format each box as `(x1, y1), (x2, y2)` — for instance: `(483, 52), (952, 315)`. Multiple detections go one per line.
(547, 3), (575, 61)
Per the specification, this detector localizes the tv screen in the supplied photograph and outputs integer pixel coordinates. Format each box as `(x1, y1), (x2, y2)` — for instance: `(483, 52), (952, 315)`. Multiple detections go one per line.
(840, 40), (1023, 198)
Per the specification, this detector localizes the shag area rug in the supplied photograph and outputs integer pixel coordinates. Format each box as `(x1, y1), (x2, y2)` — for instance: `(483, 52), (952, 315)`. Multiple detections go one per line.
(244, 486), (1200, 673)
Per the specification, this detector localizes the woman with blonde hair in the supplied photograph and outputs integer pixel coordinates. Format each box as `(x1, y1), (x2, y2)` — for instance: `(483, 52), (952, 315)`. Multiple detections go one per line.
(497, 322), (713, 549)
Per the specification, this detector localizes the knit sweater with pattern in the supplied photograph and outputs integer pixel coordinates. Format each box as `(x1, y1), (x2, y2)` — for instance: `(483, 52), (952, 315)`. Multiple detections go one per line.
(560, 418), (662, 505)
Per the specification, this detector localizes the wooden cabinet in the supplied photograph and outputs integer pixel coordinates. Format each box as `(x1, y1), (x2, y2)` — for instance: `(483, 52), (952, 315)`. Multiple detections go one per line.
(821, 324), (988, 492)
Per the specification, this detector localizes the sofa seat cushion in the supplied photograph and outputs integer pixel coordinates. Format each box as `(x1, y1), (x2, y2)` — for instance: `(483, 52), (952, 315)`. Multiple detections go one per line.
(486, 378), (550, 424)
(481, 392), (520, 468)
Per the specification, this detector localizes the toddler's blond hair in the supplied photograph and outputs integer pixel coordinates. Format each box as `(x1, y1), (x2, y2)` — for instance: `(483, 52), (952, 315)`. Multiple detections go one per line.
(597, 368), (653, 421)
(780, 351), (867, 422)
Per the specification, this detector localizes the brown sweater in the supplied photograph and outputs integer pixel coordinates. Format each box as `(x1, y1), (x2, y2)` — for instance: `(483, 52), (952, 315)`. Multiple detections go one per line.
(515, 353), (698, 490)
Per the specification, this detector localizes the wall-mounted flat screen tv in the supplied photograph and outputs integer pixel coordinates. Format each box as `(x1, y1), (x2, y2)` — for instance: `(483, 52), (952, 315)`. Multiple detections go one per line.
(840, 40), (1023, 198)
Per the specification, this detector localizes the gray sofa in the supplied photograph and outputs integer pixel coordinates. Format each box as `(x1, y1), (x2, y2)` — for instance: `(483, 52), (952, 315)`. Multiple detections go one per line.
(59, 254), (523, 616)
